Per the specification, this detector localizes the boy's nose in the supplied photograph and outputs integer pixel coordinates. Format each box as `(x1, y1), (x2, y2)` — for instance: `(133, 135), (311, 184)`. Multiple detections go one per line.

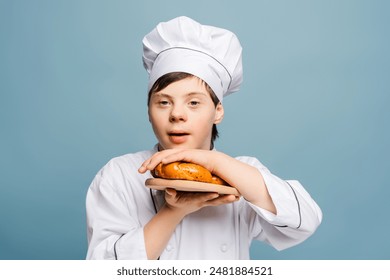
(169, 106), (187, 122)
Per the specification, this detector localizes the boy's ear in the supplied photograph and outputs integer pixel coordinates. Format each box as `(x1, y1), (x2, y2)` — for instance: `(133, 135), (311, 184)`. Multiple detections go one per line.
(214, 103), (224, 124)
(148, 108), (152, 123)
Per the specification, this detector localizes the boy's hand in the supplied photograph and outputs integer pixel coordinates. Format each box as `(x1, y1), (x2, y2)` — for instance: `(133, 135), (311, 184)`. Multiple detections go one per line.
(164, 188), (239, 216)
(138, 148), (221, 175)
(139, 149), (239, 215)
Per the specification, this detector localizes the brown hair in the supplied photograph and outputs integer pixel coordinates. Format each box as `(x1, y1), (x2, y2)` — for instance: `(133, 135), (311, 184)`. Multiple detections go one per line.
(148, 72), (220, 147)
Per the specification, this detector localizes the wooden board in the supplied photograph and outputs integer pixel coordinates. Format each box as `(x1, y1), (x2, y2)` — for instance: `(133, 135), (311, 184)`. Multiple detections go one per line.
(145, 178), (240, 196)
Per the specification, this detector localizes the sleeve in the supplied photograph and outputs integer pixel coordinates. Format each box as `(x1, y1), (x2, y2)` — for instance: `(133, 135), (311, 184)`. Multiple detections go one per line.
(86, 167), (148, 260)
(238, 157), (323, 251)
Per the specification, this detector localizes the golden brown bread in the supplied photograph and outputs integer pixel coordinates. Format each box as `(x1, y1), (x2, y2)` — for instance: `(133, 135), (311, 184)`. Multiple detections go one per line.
(152, 162), (228, 186)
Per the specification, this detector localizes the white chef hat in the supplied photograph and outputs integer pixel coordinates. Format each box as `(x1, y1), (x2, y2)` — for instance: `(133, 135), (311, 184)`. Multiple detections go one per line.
(142, 16), (243, 102)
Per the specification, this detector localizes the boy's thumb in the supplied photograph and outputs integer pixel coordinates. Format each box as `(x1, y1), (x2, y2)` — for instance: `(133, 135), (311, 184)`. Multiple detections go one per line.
(165, 188), (175, 196)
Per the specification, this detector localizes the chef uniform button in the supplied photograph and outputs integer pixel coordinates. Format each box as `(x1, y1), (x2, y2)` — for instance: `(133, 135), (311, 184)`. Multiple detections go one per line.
(166, 245), (173, 252)
(220, 244), (228, 252)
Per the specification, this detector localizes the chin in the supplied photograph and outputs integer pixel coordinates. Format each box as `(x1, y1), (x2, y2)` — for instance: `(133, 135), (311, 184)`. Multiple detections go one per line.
(159, 142), (198, 150)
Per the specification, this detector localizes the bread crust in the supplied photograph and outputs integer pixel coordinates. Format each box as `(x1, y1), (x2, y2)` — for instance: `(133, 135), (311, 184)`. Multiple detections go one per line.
(152, 162), (227, 185)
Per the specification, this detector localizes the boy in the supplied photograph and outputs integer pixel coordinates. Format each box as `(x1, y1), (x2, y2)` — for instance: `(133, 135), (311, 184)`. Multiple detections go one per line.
(86, 16), (322, 260)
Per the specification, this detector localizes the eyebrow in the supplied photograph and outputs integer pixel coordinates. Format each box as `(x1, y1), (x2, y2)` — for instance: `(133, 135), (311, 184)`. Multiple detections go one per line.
(153, 91), (208, 98)
(152, 92), (172, 99)
(187, 91), (208, 97)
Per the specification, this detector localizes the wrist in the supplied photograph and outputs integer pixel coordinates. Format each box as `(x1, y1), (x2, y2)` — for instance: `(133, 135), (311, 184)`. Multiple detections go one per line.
(161, 203), (187, 221)
(209, 151), (231, 176)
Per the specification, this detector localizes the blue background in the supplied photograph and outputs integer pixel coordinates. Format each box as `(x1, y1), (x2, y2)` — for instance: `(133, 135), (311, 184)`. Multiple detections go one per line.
(1, 0), (389, 259)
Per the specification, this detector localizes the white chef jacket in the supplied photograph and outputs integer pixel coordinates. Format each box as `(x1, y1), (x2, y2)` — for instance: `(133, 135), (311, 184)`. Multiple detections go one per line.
(86, 146), (322, 260)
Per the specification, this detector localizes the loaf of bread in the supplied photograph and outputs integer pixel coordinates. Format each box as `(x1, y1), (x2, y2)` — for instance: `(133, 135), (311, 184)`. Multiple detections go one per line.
(152, 161), (227, 186)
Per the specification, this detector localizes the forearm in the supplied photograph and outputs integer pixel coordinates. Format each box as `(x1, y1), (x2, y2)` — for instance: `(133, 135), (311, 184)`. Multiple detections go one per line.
(213, 153), (276, 214)
(143, 204), (185, 260)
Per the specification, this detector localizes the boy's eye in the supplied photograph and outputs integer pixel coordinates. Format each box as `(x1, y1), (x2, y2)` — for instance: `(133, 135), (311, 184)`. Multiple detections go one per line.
(189, 101), (200, 106)
(159, 100), (170, 106)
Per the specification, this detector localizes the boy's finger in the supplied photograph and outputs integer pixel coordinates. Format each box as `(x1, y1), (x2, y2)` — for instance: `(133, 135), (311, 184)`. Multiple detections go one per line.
(205, 194), (236, 206)
(165, 188), (176, 196)
(204, 192), (219, 201)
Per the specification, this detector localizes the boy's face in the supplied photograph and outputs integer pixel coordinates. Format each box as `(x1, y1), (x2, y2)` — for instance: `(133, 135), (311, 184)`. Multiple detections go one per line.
(148, 76), (224, 150)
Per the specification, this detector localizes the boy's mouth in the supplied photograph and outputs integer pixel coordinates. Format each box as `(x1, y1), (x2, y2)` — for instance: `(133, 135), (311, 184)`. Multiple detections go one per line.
(168, 132), (190, 144)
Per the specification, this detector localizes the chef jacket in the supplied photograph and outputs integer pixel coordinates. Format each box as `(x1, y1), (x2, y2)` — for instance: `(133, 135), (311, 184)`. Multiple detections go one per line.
(86, 147), (322, 259)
